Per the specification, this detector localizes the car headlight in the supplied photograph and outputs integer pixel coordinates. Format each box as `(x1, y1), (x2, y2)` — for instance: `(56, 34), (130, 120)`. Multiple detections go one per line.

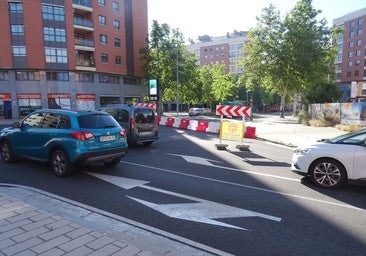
(294, 148), (312, 155)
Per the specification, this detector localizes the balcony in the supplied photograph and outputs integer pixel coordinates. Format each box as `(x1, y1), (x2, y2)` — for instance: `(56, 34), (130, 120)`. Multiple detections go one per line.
(75, 38), (95, 51)
(75, 54), (96, 71)
(73, 17), (94, 32)
(73, 0), (92, 13)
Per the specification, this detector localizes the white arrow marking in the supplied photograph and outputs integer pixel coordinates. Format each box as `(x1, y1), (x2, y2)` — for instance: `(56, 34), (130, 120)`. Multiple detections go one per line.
(169, 154), (299, 182)
(128, 196), (281, 230)
(86, 172), (281, 230)
(86, 172), (149, 189)
(167, 154), (221, 166)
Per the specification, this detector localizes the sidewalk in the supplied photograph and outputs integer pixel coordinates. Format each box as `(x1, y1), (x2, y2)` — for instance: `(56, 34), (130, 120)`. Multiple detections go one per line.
(0, 114), (348, 255)
(247, 113), (347, 147)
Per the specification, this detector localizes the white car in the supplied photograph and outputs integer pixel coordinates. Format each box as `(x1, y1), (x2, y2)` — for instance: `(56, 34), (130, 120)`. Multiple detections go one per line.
(291, 128), (366, 189)
(188, 108), (209, 116)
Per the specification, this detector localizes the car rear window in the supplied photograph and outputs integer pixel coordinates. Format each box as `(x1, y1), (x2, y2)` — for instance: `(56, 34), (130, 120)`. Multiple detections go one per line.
(134, 108), (155, 123)
(78, 114), (119, 129)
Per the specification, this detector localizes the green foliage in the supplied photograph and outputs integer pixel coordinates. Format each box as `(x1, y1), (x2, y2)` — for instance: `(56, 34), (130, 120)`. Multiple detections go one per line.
(240, 0), (337, 117)
(139, 20), (200, 114)
(303, 81), (341, 104)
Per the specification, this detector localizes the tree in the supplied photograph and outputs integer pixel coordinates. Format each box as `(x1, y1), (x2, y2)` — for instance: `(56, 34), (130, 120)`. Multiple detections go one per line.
(139, 20), (199, 114)
(211, 64), (235, 104)
(241, 0), (337, 118)
(303, 81), (341, 104)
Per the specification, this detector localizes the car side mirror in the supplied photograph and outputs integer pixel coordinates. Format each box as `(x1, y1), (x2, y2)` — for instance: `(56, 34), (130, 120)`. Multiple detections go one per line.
(12, 122), (20, 128)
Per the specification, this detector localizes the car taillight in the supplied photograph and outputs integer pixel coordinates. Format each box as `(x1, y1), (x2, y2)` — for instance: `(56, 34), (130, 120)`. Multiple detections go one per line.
(120, 129), (127, 137)
(130, 118), (135, 132)
(71, 131), (94, 141)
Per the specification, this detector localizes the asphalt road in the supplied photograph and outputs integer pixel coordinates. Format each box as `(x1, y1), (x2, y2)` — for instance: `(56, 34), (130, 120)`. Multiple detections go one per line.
(1, 126), (366, 255)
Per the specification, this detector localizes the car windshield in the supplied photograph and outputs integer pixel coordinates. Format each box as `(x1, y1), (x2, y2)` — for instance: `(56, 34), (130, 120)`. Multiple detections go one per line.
(328, 129), (366, 144)
(134, 109), (155, 123)
(78, 114), (119, 129)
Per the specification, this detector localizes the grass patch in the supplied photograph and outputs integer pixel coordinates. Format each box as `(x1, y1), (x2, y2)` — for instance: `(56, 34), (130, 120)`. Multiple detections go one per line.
(335, 124), (365, 132)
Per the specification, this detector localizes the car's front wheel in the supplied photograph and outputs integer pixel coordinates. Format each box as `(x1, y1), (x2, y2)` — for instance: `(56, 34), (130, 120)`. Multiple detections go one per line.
(50, 150), (74, 177)
(0, 140), (15, 163)
(309, 158), (347, 189)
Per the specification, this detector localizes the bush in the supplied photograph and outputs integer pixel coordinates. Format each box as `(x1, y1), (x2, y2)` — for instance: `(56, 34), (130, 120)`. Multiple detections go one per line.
(309, 118), (332, 127)
(335, 124), (365, 132)
(297, 110), (310, 125)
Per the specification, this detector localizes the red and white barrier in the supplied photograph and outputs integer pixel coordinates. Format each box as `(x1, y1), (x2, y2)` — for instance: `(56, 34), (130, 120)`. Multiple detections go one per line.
(157, 116), (255, 137)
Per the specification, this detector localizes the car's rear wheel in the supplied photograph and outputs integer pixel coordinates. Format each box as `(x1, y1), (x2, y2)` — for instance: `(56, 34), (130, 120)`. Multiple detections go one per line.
(50, 150), (74, 177)
(104, 156), (122, 167)
(309, 158), (347, 189)
(0, 140), (15, 163)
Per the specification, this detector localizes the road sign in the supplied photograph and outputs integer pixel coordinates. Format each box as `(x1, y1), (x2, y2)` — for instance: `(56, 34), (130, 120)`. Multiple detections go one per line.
(215, 105), (251, 117)
(134, 103), (156, 110)
(220, 120), (244, 142)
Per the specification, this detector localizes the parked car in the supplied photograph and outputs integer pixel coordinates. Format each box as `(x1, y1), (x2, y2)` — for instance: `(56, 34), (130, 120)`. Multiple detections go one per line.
(291, 128), (366, 189)
(188, 107), (209, 116)
(0, 109), (128, 176)
(98, 104), (158, 146)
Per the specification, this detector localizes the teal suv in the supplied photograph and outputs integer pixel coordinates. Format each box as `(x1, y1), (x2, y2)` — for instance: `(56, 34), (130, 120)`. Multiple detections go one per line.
(0, 109), (128, 176)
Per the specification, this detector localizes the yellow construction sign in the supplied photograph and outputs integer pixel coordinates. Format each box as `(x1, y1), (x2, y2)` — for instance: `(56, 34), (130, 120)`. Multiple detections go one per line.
(219, 120), (244, 142)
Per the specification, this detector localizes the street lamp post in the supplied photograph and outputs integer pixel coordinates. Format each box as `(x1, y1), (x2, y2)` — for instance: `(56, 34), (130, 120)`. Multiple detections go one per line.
(176, 39), (179, 116)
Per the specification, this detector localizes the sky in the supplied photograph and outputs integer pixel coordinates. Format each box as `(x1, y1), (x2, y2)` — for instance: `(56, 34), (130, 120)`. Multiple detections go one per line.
(148, 0), (366, 41)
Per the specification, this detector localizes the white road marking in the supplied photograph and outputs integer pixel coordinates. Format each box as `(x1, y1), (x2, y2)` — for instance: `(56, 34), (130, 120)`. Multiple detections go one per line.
(120, 160), (366, 212)
(87, 172), (281, 230)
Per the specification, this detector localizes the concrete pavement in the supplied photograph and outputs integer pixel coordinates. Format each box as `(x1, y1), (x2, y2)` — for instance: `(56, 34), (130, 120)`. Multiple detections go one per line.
(0, 114), (349, 255)
(247, 113), (347, 148)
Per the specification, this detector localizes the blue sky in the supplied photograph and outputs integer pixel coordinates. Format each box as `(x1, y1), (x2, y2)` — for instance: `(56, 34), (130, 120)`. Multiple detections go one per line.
(148, 0), (366, 41)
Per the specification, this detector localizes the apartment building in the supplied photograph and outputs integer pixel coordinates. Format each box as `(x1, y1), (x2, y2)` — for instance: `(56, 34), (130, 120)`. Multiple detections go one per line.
(334, 7), (366, 101)
(0, 0), (148, 118)
(187, 30), (247, 75)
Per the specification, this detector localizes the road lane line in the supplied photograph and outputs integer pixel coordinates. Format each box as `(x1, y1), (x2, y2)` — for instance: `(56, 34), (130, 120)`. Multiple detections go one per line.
(121, 160), (365, 212)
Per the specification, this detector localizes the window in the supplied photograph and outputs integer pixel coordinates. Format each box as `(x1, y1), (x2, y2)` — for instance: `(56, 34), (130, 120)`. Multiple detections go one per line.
(357, 29), (362, 36)
(357, 39), (362, 46)
(348, 61), (353, 67)
(112, 1), (119, 10)
(348, 51), (353, 58)
(44, 28), (66, 42)
(100, 34), (107, 45)
(0, 71), (9, 80)
(355, 70), (359, 76)
(16, 71), (40, 81)
(101, 53), (108, 63)
(12, 46), (26, 57)
(46, 72), (69, 81)
(115, 56), (121, 65)
(355, 60), (360, 66)
(98, 74), (119, 84)
(75, 72), (94, 82)
(358, 18), (363, 26)
(42, 4), (65, 21)
(349, 41), (354, 47)
(9, 2), (23, 13)
(11, 25), (24, 35)
(98, 0), (105, 6)
(114, 38), (121, 47)
(356, 50), (361, 56)
(113, 20), (120, 29)
(99, 15), (106, 25)
(45, 48), (68, 63)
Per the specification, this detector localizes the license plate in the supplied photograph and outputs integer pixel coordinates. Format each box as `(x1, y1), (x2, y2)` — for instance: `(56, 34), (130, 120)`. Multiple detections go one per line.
(139, 131), (152, 136)
(99, 135), (116, 142)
